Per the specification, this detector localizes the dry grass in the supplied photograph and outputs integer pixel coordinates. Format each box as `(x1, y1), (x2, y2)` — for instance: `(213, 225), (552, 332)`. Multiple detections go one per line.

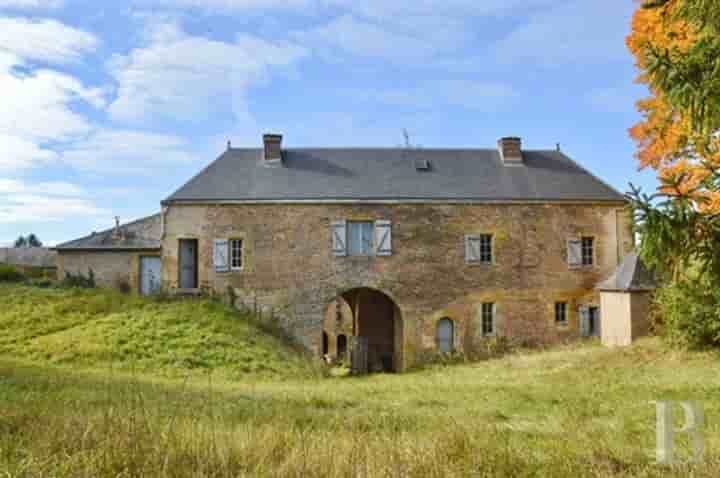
(0, 284), (718, 476)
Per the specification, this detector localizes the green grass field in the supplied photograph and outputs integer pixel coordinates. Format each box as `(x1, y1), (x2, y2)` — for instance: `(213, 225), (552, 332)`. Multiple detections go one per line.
(0, 283), (718, 477)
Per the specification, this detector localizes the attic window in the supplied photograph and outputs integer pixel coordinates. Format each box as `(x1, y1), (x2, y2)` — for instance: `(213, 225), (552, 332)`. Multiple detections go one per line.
(415, 159), (430, 171)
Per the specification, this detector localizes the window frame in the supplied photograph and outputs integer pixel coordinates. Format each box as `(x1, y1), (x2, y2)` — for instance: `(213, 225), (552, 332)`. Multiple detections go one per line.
(229, 238), (244, 271)
(347, 221), (375, 256)
(481, 302), (495, 337)
(555, 302), (568, 326)
(479, 234), (493, 264)
(581, 236), (595, 267)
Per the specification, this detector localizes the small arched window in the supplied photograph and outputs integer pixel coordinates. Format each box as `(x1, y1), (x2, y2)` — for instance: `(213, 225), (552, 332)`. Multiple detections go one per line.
(322, 331), (329, 355)
(437, 318), (454, 353)
(337, 334), (347, 358)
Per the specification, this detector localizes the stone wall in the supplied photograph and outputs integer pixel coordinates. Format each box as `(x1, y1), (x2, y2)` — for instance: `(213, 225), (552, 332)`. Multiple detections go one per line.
(57, 250), (161, 292)
(161, 202), (632, 368)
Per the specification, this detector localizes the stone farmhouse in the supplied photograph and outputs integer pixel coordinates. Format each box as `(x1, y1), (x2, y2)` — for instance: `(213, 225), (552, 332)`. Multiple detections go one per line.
(56, 134), (634, 371)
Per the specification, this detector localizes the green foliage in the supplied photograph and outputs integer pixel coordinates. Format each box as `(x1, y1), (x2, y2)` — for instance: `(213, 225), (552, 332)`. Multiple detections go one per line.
(644, 0), (720, 134)
(0, 283), (317, 380)
(0, 264), (24, 282)
(653, 279), (720, 348)
(13, 234), (42, 248)
(627, 184), (720, 281)
(61, 268), (96, 289)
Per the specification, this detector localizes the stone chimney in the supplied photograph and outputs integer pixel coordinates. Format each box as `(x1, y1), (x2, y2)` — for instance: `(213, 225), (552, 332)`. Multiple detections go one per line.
(263, 133), (283, 163)
(498, 137), (523, 166)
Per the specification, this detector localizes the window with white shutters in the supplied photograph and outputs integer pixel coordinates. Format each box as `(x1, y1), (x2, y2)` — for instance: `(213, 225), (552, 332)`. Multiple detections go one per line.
(213, 239), (229, 273)
(331, 220), (347, 256)
(374, 220), (392, 256)
(348, 221), (374, 255)
(466, 235), (492, 264)
(567, 239), (583, 268)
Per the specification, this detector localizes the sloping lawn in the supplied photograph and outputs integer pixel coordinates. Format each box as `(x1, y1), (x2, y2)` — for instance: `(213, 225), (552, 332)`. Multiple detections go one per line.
(0, 283), (317, 380)
(0, 284), (717, 476)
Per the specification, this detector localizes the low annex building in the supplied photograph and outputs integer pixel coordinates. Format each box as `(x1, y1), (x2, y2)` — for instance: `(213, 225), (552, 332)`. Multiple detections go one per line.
(54, 214), (162, 295)
(59, 134), (634, 371)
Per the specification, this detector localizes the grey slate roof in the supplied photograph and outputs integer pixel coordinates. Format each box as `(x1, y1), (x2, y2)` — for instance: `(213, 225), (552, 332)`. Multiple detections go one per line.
(164, 148), (625, 203)
(55, 214), (161, 251)
(597, 251), (657, 292)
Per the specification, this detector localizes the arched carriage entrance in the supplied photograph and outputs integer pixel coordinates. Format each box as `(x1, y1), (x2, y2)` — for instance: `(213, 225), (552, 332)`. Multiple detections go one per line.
(324, 287), (402, 373)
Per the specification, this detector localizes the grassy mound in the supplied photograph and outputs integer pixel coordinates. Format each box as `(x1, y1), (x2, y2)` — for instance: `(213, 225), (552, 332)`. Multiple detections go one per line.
(0, 284), (317, 380)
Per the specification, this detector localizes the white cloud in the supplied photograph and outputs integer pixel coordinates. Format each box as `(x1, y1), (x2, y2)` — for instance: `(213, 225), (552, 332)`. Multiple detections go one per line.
(0, 18), (102, 172)
(0, 0), (64, 7)
(493, 0), (635, 67)
(61, 129), (196, 173)
(0, 17), (97, 64)
(295, 14), (448, 63)
(0, 178), (84, 196)
(0, 178), (103, 225)
(107, 22), (307, 122)
(142, 0), (311, 11)
(0, 134), (57, 171)
(0, 194), (105, 224)
(371, 80), (516, 110)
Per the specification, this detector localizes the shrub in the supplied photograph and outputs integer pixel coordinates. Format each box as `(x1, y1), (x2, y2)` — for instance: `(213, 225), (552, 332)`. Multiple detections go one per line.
(61, 268), (96, 289)
(0, 264), (24, 282)
(653, 279), (720, 348)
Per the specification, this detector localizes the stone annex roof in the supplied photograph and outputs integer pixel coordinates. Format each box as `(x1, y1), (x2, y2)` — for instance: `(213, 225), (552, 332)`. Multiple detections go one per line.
(164, 148), (626, 203)
(597, 251), (657, 292)
(54, 214), (162, 251)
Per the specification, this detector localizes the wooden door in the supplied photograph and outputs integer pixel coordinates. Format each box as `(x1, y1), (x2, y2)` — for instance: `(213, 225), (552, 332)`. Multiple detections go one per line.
(179, 239), (198, 289)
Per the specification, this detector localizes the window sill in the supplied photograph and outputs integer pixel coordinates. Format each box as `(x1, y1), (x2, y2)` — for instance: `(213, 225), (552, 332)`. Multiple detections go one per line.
(466, 262), (494, 267)
(555, 322), (569, 328)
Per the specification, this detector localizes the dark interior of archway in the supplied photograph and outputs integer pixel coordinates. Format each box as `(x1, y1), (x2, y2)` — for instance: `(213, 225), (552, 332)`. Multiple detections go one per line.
(342, 288), (396, 372)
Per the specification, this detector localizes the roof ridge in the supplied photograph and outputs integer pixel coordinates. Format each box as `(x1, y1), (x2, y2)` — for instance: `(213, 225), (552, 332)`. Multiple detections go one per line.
(55, 213), (160, 249)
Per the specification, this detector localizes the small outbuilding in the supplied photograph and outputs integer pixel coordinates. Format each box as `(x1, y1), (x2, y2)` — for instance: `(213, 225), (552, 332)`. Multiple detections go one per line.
(54, 214), (162, 295)
(597, 251), (657, 347)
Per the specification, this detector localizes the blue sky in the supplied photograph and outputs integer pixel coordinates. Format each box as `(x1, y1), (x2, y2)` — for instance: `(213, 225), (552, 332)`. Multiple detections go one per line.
(0, 0), (658, 246)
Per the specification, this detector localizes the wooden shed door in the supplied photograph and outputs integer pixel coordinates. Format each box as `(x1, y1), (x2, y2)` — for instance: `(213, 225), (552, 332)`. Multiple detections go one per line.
(179, 239), (198, 289)
(140, 256), (161, 295)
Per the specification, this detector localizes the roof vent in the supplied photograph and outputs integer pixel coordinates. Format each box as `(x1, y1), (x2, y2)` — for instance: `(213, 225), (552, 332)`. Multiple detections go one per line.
(498, 136), (523, 166)
(415, 158), (430, 171)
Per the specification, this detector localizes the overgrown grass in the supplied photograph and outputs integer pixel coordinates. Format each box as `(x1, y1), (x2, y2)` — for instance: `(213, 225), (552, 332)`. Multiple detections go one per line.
(0, 284), (718, 476)
(0, 284), (318, 380)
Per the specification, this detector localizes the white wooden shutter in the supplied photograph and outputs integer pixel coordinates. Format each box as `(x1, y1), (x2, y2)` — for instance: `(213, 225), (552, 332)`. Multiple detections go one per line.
(331, 220), (347, 257)
(567, 239), (583, 268)
(579, 306), (590, 337)
(465, 235), (481, 263)
(375, 220), (392, 256)
(214, 239), (229, 272)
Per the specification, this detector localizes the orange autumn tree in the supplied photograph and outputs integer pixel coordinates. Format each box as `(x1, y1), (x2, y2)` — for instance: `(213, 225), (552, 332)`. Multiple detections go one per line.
(628, 0), (720, 208)
(627, 1), (720, 348)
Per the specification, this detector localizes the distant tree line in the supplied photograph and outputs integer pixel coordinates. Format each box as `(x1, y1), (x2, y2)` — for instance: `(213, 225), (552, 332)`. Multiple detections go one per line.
(14, 234), (43, 248)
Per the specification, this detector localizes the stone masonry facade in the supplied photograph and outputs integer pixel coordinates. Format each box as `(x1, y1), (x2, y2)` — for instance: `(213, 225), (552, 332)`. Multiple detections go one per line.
(161, 201), (633, 369)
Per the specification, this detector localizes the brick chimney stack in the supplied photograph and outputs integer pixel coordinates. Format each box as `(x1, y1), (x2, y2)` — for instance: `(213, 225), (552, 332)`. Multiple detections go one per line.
(263, 134), (283, 163)
(498, 137), (523, 166)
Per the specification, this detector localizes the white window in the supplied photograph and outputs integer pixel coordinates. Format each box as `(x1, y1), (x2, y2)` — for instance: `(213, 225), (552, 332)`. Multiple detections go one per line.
(437, 318), (454, 353)
(230, 239), (243, 270)
(466, 234), (493, 264)
(348, 221), (374, 256)
(481, 303), (495, 336)
(581, 237), (594, 266)
(555, 302), (568, 325)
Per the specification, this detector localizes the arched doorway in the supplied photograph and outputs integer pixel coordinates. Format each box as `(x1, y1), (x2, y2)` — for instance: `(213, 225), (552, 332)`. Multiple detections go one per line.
(327, 287), (402, 373)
